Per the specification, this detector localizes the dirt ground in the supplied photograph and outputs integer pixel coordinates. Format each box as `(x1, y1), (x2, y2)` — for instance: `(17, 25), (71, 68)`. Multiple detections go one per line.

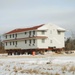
(0, 52), (75, 59)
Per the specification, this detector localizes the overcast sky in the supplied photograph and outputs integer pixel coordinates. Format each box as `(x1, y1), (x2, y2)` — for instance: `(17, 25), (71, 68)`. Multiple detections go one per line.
(0, 0), (75, 36)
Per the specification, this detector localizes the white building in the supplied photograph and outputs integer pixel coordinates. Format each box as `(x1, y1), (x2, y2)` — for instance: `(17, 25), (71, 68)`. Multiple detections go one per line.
(3, 23), (66, 55)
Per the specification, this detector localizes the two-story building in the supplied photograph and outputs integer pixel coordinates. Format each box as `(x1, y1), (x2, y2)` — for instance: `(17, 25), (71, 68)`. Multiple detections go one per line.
(3, 23), (66, 55)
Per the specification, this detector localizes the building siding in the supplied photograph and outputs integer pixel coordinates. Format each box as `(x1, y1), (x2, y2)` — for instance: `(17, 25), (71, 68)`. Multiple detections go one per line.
(4, 23), (65, 50)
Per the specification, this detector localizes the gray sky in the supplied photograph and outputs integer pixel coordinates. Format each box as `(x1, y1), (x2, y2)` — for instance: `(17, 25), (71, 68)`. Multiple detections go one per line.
(0, 0), (75, 36)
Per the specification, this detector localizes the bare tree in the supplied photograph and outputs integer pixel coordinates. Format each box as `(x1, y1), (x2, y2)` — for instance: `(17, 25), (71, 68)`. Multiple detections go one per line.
(65, 29), (75, 50)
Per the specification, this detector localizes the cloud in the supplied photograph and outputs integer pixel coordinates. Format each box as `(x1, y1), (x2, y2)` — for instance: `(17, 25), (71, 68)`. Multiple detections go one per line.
(0, 0), (75, 36)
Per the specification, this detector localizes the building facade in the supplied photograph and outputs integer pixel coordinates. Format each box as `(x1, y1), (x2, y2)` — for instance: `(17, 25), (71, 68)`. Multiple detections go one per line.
(3, 23), (66, 55)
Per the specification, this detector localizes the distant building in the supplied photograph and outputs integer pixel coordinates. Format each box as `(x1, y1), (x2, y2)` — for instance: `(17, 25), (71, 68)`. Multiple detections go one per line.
(3, 23), (66, 55)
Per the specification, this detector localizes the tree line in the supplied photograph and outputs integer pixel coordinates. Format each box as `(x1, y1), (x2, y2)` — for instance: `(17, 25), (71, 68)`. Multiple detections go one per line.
(65, 37), (75, 50)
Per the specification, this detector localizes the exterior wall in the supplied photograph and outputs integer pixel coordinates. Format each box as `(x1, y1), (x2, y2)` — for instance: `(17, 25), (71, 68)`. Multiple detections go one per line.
(48, 24), (65, 48)
(4, 41), (19, 49)
(17, 30), (37, 38)
(18, 40), (37, 49)
(37, 38), (49, 48)
(4, 39), (38, 50)
(4, 30), (38, 50)
(37, 24), (65, 48)
(53, 31), (65, 48)
(4, 30), (37, 40)
(4, 23), (65, 50)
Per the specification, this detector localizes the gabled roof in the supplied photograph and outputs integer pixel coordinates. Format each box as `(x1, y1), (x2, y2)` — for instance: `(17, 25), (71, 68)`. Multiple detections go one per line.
(5, 24), (44, 34)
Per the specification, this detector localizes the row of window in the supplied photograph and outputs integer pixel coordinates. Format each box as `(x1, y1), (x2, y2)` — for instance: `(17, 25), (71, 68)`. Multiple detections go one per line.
(5, 39), (46, 46)
(6, 34), (17, 39)
(25, 31), (45, 35)
(5, 31), (35, 39)
(5, 39), (52, 46)
(28, 31), (35, 35)
(5, 39), (36, 46)
(6, 41), (17, 46)
(25, 39), (35, 44)
(5, 30), (61, 39)
(5, 30), (46, 39)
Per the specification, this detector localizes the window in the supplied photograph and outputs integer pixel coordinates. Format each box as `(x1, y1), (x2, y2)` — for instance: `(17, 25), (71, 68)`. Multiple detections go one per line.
(25, 40), (27, 44)
(13, 34), (14, 38)
(13, 41), (14, 45)
(29, 40), (31, 44)
(15, 34), (17, 38)
(50, 40), (52, 43)
(33, 39), (35, 43)
(33, 31), (35, 35)
(33, 39), (35, 46)
(6, 35), (7, 39)
(10, 35), (11, 38)
(25, 32), (27, 35)
(29, 31), (31, 37)
(10, 42), (11, 45)
(42, 39), (45, 43)
(33, 43), (35, 46)
(15, 41), (17, 45)
(58, 31), (61, 35)
(29, 44), (31, 46)
(42, 31), (45, 35)
(6, 42), (7, 46)
(29, 40), (31, 46)
(29, 31), (31, 35)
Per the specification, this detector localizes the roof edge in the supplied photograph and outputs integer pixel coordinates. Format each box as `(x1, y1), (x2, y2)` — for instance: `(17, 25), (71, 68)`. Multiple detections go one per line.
(5, 24), (44, 34)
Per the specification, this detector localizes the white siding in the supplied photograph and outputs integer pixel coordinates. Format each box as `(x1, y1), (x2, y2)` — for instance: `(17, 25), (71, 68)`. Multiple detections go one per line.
(37, 23), (65, 48)
(4, 39), (38, 49)
(4, 30), (37, 40)
(17, 40), (37, 49)
(37, 38), (48, 48)
(4, 23), (65, 50)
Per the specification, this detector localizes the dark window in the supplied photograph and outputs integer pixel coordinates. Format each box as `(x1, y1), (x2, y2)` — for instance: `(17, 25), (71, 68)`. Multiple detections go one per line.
(29, 44), (31, 46)
(10, 42), (11, 45)
(15, 34), (17, 37)
(6, 42), (7, 46)
(25, 40), (27, 44)
(42, 31), (45, 35)
(33, 43), (35, 46)
(6, 35), (7, 39)
(25, 32), (27, 35)
(33, 39), (35, 43)
(58, 31), (61, 35)
(13, 41), (14, 45)
(10, 35), (11, 38)
(13, 34), (14, 38)
(29, 40), (31, 46)
(33, 31), (35, 35)
(29, 40), (31, 44)
(15, 41), (17, 45)
(29, 31), (31, 35)
(42, 39), (45, 43)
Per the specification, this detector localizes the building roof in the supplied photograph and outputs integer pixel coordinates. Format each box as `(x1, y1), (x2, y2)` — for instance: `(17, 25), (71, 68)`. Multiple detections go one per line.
(5, 24), (44, 34)
(57, 27), (66, 32)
